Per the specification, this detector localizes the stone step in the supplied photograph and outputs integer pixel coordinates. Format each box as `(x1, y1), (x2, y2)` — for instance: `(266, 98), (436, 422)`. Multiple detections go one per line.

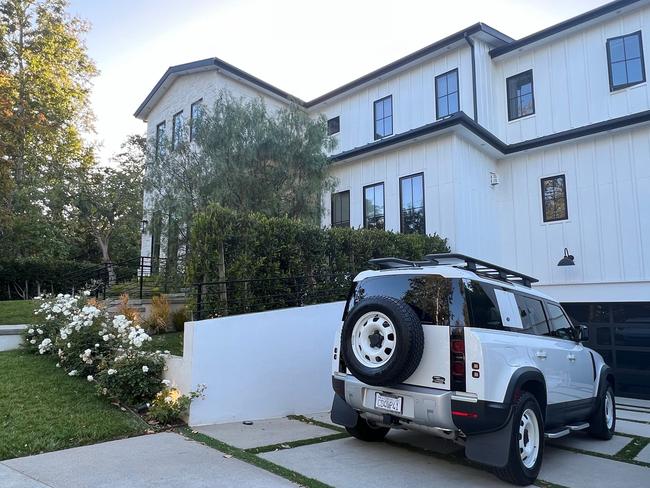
(0, 324), (28, 336)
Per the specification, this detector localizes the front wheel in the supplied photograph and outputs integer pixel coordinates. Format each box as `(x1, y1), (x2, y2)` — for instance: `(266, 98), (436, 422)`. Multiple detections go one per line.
(346, 416), (390, 442)
(588, 384), (616, 440)
(495, 392), (544, 486)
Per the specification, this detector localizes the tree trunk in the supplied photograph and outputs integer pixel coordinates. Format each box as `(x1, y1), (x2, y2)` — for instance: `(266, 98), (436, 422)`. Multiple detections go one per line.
(97, 236), (116, 285)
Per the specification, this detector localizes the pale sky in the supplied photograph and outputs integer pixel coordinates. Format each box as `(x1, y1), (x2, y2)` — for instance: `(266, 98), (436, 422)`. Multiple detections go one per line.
(68, 0), (609, 164)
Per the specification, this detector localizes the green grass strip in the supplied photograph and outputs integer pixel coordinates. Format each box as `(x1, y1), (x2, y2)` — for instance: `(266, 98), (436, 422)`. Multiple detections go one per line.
(180, 427), (333, 488)
(246, 432), (349, 454)
(614, 436), (650, 461)
(287, 414), (345, 433)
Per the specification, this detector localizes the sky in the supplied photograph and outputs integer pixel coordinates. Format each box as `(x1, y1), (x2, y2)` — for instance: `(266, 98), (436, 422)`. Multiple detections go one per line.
(67, 0), (610, 164)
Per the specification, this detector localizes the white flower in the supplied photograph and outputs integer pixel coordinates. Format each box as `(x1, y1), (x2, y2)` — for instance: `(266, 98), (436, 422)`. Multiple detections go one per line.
(95, 343), (100, 348)
(102, 335), (110, 342)
(164, 396), (173, 404)
(107, 369), (117, 376)
(142, 365), (149, 373)
(87, 375), (94, 382)
(38, 338), (52, 354)
(30, 339), (36, 344)
(28, 328), (34, 334)
(56, 362), (61, 368)
(36, 329), (43, 335)
(68, 370), (78, 376)
(161, 379), (171, 386)
(83, 290), (91, 296)
(60, 332), (68, 340)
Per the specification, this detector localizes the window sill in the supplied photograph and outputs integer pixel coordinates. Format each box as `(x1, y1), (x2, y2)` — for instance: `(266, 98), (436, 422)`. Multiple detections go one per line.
(507, 113), (536, 124)
(610, 81), (647, 94)
(540, 218), (570, 226)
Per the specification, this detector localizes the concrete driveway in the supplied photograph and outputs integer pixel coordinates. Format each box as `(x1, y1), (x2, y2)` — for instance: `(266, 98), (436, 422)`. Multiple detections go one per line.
(2, 396), (648, 487)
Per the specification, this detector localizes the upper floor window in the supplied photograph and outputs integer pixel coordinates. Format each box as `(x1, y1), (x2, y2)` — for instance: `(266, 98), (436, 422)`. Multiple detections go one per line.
(607, 31), (646, 91)
(541, 174), (568, 222)
(363, 182), (385, 230)
(331, 190), (350, 227)
(506, 70), (535, 121)
(435, 69), (459, 119)
(373, 96), (393, 140)
(190, 99), (203, 141)
(155, 121), (165, 159)
(400, 173), (425, 234)
(327, 116), (340, 136)
(172, 111), (184, 150)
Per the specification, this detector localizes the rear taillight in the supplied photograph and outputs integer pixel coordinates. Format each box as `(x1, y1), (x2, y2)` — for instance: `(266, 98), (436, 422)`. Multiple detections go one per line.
(450, 327), (466, 392)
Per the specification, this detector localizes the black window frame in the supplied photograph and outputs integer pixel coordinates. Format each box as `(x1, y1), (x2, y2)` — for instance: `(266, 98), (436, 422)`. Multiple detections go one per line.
(327, 116), (340, 136)
(155, 121), (165, 159)
(506, 69), (535, 121)
(435, 68), (460, 120)
(540, 174), (568, 223)
(190, 99), (203, 142)
(172, 111), (183, 150)
(606, 31), (646, 92)
(331, 190), (350, 228)
(363, 182), (385, 230)
(373, 95), (393, 140)
(399, 172), (426, 234)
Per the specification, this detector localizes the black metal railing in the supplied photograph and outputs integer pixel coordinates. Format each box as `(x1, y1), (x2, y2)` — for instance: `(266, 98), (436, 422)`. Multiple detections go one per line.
(192, 273), (353, 320)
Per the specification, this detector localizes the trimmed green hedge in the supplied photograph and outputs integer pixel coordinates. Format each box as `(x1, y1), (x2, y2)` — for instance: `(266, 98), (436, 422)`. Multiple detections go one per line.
(188, 205), (449, 284)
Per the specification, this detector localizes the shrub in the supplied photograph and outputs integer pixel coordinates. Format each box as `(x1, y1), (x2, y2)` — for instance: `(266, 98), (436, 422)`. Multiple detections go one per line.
(170, 307), (188, 332)
(149, 384), (206, 425)
(117, 294), (141, 324)
(95, 352), (165, 405)
(143, 294), (171, 334)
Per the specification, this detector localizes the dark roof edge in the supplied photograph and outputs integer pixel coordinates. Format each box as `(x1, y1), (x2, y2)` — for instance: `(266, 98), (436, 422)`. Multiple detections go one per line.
(134, 57), (304, 119)
(329, 110), (650, 162)
(305, 23), (512, 108)
(490, 0), (644, 58)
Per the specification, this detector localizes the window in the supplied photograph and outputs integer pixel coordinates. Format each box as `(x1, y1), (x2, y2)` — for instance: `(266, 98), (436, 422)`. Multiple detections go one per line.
(400, 173), (425, 234)
(464, 280), (504, 330)
(327, 116), (340, 136)
(155, 121), (165, 159)
(515, 295), (550, 335)
(190, 99), (203, 141)
(363, 182), (385, 230)
(172, 111), (183, 150)
(373, 96), (393, 140)
(607, 31), (646, 91)
(435, 69), (459, 119)
(547, 303), (575, 341)
(541, 174), (568, 222)
(331, 190), (350, 227)
(507, 70), (535, 121)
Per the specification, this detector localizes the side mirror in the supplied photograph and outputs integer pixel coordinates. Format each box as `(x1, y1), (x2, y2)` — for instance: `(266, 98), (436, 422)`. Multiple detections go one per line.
(577, 324), (589, 342)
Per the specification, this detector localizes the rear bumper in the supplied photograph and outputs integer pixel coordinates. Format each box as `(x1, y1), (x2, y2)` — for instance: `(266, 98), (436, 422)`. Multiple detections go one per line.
(333, 374), (513, 435)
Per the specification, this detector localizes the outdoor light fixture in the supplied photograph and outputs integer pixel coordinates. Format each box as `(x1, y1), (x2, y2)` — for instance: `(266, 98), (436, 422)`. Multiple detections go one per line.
(557, 248), (575, 266)
(140, 219), (148, 234)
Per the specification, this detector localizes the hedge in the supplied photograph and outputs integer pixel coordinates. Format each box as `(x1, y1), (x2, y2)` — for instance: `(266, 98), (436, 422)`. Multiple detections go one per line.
(187, 206), (449, 316)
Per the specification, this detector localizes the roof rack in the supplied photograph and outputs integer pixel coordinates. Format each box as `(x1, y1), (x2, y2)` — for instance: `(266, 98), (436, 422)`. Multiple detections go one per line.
(368, 253), (538, 288)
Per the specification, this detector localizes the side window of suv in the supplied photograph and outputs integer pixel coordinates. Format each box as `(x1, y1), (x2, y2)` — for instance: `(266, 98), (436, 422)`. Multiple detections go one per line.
(514, 295), (550, 336)
(547, 302), (575, 340)
(463, 280), (504, 330)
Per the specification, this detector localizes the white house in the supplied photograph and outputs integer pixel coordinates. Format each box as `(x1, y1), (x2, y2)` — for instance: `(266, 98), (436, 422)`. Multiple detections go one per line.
(135, 0), (650, 397)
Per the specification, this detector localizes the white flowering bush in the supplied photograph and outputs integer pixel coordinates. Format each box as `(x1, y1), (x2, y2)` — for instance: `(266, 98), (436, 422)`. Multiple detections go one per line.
(25, 293), (166, 406)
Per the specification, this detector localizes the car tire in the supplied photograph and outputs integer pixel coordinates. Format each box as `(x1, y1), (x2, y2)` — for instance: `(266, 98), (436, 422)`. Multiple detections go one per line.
(494, 392), (545, 486)
(346, 416), (390, 442)
(588, 384), (616, 440)
(341, 295), (424, 387)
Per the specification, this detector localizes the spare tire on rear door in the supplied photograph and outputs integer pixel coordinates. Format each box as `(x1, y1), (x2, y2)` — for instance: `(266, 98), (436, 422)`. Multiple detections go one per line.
(341, 295), (424, 386)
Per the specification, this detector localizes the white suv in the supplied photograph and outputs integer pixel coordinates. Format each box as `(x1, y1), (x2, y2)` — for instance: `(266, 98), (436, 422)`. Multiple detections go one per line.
(331, 254), (615, 486)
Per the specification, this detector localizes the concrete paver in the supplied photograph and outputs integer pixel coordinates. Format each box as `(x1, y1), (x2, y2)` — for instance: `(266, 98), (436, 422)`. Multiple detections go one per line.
(261, 437), (511, 487)
(616, 409), (650, 422)
(615, 419), (650, 437)
(548, 433), (631, 456)
(616, 397), (650, 409)
(0, 464), (47, 488)
(195, 417), (336, 449)
(2, 433), (296, 488)
(386, 429), (463, 455)
(540, 446), (650, 488)
(302, 412), (340, 428)
(635, 444), (650, 463)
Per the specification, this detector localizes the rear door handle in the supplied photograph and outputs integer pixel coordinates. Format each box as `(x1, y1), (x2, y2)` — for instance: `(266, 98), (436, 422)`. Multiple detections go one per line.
(536, 351), (547, 359)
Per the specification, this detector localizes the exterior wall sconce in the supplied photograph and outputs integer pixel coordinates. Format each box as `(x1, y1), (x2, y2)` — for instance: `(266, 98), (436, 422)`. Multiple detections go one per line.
(490, 172), (500, 186)
(141, 219), (149, 234)
(557, 248), (575, 266)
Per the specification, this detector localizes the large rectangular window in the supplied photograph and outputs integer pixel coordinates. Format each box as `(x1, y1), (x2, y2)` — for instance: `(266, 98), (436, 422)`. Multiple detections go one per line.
(327, 116), (340, 136)
(400, 173), (425, 234)
(190, 99), (203, 141)
(155, 121), (165, 159)
(507, 70), (535, 121)
(435, 69), (459, 119)
(363, 182), (385, 230)
(541, 174), (568, 222)
(607, 31), (646, 91)
(172, 111), (184, 150)
(331, 190), (350, 227)
(373, 96), (393, 140)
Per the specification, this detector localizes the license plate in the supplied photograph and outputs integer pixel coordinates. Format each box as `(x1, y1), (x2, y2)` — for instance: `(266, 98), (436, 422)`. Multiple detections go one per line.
(374, 392), (403, 413)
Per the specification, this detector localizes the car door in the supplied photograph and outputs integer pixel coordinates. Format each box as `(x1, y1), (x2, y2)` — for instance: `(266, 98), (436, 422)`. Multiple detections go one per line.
(545, 302), (594, 401)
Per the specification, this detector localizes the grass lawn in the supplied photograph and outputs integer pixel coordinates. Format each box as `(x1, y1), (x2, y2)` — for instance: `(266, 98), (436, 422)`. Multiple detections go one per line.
(0, 300), (36, 325)
(145, 331), (183, 356)
(0, 350), (147, 461)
